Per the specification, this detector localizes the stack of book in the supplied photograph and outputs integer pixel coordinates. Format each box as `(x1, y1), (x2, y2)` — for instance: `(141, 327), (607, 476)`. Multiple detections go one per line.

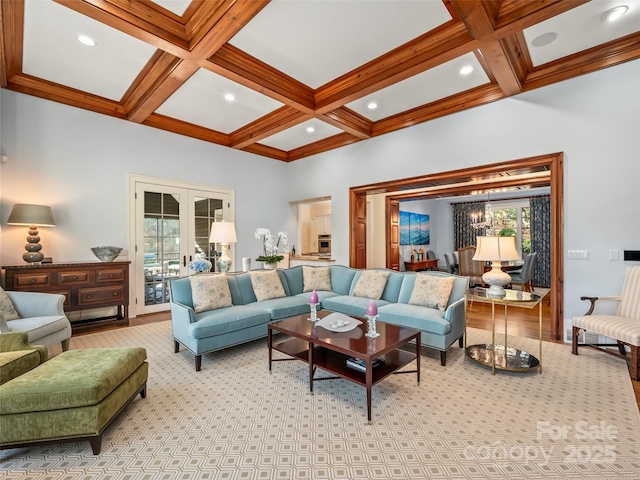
(346, 357), (385, 372)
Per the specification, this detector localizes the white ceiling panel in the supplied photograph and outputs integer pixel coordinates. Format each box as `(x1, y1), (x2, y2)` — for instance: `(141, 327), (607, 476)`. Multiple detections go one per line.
(260, 119), (343, 151)
(524, 0), (640, 66)
(347, 52), (490, 121)
(152, 0), (192, 17)
(22, 0), (157, 101)
(229, 0), (452, 89)
(156, 69), (283, 133)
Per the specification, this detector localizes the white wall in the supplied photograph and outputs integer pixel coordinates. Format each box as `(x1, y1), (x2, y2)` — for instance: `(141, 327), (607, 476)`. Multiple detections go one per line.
(0, 92), (297, 269)
(286, 59), (640, 321)
(2, 59), (639, 324)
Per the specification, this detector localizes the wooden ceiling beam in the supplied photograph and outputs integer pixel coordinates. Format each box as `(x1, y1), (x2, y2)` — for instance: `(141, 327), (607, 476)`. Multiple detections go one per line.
(493, 0), (589, 35)
(241, 143), (289, 162)
(143, 113), (230, 146)
(317, 107), (372, 139)
(314, 21), (478, 113)
(189, 1), (270, 58)
(203, 44), (315, 113)
(288, 133), (363, 161)
(450, 0), (526, 96)
(125, 56), (200, 123)
(524, 32), (640, 91)
(0, 0), (24, 88)
(230, 106), (313, 149)
(373, 83), (505, 137)
(7, 73), (126, 117)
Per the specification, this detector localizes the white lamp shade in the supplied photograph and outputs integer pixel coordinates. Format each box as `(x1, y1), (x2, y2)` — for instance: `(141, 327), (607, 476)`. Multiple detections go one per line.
(473, 236), (521, 262)
(7, 204), (56, 227)
(209, 221), (237, 244)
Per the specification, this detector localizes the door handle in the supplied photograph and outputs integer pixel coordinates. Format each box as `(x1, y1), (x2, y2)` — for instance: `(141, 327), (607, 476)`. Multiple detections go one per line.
(183, 255), (186, 267)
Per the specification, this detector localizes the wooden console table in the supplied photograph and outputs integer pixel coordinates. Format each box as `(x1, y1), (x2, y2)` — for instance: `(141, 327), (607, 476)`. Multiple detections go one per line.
(2, 261), (130, 332)
(404, 259), (438, 271)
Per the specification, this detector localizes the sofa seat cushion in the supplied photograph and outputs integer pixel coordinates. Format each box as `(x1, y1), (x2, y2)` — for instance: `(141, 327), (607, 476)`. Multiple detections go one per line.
(322, 295), (390, 318)
(0, 347), (147, 414)
(378, 303), (451, 335)
(4, 315), (69, 342)
(191, 306), (272, 338)
(248, 296), (312, 320)
(0, 350), (42, 385)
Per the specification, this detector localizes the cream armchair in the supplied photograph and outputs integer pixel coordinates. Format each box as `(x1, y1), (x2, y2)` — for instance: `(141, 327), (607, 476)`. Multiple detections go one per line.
(1, 291), (72, 351)
(571, 266), (640, 381)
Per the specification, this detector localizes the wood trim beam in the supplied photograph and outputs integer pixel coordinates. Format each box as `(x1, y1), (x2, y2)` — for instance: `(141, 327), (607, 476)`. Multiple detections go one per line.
(0, 0), (23, 87)
(288, 133), (363, 161)
(142, 113), (230, 146)
(7, 73), (126, 117)
(314, 21), (478, 113)
(373, 83), (505, 137)
(230, 106), (313, 149)
(241, 142), (289, 162)
(493, 0), (589, 35)
(203, 44), (315, 112)
(317, 107), (372, 139)
(126, 57), (200, 123)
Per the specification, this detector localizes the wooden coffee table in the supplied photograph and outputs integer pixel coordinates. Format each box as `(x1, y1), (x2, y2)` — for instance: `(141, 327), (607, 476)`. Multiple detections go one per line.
(268, 310), (421, 422)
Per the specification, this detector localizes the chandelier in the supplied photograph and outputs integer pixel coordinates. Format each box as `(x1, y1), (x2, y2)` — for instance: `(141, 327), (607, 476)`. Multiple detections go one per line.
(470, 193), (495, 233)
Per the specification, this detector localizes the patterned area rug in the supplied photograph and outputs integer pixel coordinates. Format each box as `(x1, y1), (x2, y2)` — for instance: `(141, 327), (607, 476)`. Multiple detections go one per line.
(2, 321), (639, 479)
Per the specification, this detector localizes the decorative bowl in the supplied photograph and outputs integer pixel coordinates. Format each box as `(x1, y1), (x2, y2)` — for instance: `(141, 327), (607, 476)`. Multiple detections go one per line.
(91, 246), (123, 262)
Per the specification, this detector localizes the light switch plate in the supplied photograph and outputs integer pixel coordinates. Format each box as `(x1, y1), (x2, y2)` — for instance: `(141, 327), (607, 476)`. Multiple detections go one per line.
(568, 250), (589, 260)
(609, 249), (619, 261)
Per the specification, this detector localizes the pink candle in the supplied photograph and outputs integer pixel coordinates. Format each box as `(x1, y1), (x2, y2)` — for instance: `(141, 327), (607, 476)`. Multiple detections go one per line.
(309, 290), (318, 304)
(366, 300), (377, 316)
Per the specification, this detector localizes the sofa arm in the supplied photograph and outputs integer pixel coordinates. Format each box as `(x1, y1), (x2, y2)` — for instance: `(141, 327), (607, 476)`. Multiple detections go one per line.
(444, 297), (465, 324)
(0, 332), (48, 363)
(6, 291), (65, 318)
(170, 300), (197, 324)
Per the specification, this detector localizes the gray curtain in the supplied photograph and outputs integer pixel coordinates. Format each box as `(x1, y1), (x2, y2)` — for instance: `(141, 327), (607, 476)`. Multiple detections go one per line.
(530, 195), (551, 288)
(453, 201), (486, 250)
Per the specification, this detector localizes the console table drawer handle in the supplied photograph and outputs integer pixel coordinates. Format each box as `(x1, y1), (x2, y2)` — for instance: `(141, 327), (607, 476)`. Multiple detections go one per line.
(86, 294), (92, 299)
(113, 292), (119, 296)
(30, 279), (36, 283)
(72, 276), (77, 280)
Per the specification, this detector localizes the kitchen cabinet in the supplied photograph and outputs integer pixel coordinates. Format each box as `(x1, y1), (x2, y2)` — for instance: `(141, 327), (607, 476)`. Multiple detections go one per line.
(316, 215), (332, 235)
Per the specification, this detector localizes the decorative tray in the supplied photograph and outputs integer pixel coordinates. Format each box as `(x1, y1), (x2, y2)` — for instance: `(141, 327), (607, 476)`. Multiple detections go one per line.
(315, 313), (362, 332)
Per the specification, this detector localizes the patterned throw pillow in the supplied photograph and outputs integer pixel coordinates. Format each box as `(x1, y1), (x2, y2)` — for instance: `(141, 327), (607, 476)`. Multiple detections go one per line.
(189, 275), (233, 313)
(0, 287), (20, 321)
(249, 270), (287, 302)
(408, 274), (455, 311)
(303, 266), (332, 292)
(351, 270), (390, 300)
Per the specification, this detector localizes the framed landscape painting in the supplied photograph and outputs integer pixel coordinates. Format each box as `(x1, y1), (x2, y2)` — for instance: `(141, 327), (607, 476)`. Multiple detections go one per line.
(400, 211), (430, 245)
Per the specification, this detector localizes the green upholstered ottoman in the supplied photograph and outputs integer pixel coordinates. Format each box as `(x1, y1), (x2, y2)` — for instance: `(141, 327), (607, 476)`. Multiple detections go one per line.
(0, 347), (148, 454)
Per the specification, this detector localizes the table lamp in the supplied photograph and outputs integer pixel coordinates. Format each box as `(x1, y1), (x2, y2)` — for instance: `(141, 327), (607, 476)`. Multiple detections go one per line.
(7, 204), (56, 263)
(209, 221), (237, 274)
(473, 236), (521, 297)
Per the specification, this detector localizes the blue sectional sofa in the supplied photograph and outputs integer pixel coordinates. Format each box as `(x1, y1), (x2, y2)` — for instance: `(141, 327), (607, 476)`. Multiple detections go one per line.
(169, 265), (468, 371)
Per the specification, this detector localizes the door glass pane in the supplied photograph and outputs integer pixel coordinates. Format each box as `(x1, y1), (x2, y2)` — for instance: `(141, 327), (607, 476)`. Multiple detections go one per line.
(144, 192), (181, 306)
(193, 197), (223, 271)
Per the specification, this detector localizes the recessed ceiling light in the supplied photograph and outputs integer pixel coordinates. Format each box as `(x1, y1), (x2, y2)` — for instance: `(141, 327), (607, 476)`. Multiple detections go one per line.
(306, 126), (315, 133)
(531, 32), (558, 47)
(224, 93), (235, 102)
(601, 5), (629, 22)
(76, 34), (96, 47)
(367, 102), (378, 110)
(459, 65), (474, 75)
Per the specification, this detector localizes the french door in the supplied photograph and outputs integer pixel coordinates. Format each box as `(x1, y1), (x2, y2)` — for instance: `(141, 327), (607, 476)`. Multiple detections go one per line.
(130, 176), (233, 316)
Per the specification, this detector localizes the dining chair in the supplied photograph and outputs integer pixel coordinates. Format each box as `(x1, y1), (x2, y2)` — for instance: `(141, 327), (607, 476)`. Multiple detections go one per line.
(571, 266), (640, 380)
(441, 252), (455, 274)
(510, 252), (537, 292)
(457, 246), (484, 286)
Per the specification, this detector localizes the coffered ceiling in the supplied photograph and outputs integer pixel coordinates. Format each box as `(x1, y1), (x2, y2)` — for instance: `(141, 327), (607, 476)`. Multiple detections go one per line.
(1, 0), (639, 162)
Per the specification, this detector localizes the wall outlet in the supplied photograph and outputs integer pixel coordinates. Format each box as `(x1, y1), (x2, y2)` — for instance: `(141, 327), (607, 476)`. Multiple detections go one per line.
(568, 250), (589, 260)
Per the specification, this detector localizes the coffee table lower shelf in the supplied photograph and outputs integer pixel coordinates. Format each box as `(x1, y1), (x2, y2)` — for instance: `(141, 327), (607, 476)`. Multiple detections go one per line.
(466, 344), (540, 372)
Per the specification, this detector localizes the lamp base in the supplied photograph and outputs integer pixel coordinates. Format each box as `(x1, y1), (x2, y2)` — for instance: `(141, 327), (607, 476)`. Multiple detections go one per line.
(216, 243), (232, 274)
(482, 263), (512, 298)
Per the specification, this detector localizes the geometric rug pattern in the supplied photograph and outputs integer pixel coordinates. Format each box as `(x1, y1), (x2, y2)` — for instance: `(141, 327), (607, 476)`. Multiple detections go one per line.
(1, 320), (639, 479)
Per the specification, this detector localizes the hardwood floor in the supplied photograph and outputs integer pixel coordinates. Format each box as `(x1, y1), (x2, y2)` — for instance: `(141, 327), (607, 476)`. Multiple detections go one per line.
(74, 303), (640, 412)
